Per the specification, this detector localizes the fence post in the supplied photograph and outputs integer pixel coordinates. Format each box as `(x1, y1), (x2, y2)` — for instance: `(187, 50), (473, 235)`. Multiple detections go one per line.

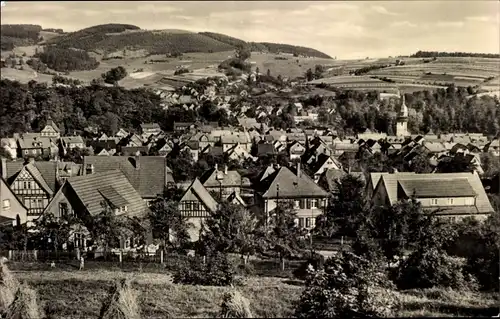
(160, 250), (164, 265)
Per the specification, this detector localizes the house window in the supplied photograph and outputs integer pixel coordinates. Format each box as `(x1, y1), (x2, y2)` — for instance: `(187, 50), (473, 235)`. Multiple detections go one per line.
(2, 199), (11, 210)
(448, 198), (454, 205)
(431, 199), (438, 205)
(299, 218), (304, 228)
(59, 203), (68, 218)
(23, 182), (27, 189)
(305, 218), (311, 228)
(27, 182), (31, 189)
(294, 200), (300, 209)
(299, 199), (305, 209)
(311, 199), (317, 209)
(193, 202), (200, 211)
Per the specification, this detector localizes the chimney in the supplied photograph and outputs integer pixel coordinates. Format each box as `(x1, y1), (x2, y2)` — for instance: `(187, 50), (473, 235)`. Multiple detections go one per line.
(1, 158), (6, 180)
(86, 164), (94, 175)
(135, 155), (140, 170)
(28, 157), (35, 164)
(224, 165), (228, 175)
(297, 162), (301, 178)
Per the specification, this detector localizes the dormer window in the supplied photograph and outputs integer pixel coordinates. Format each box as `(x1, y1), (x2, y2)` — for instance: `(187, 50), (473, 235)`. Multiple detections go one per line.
(431, 199), (438, 205)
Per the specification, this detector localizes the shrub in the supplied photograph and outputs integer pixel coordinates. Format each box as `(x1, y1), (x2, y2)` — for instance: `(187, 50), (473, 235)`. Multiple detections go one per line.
(4, 284), (44, 319)
(99, 279), (141, 319)
(397, 248), (478, 291)
(295, 251), (396, 318)
(293, 253), (325, 280)
(172, 252), (235, 286)
(174, 68), (189, 76)
(218, 290), (253, 318)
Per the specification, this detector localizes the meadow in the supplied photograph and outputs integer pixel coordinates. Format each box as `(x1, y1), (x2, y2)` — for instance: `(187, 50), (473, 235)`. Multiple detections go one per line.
(5, 261), (499, 318)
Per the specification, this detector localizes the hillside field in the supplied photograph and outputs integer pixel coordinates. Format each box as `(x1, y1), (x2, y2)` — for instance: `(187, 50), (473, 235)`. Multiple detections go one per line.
(9, 267), (498, 318)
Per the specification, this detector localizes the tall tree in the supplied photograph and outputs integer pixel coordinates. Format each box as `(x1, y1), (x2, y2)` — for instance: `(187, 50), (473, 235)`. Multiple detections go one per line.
(199, 201), (260, 264)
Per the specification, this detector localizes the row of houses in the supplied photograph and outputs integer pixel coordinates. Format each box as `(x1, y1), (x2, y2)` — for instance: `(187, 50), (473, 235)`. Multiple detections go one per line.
(1, 152), (497, 250)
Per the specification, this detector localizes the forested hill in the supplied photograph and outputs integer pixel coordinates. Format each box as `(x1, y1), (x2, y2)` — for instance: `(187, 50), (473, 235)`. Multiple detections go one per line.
(1, 23), (332, 58)
(200, 32), (332, 58)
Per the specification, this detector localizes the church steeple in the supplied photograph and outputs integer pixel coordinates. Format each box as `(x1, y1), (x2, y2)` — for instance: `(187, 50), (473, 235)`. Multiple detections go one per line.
(396, 92), (410, 136)
(398, 94), (408, 119)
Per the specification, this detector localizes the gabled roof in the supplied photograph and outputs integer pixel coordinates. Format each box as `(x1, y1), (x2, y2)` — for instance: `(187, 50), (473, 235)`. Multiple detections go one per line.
(180, 178), (218, 212)
(44, 119), (60, 133)
(140, 123), (161, 130)
(397, 178), (476, 198)
(61, 136), (84, 145)
(311, 153), (340, 174)
(199, 167), (242, 188)
(256, 166), (329, 199)
(3, 160), (79, 194)
(83, 156), (172, 198)
(66, 170), (150, 217)
(0, 177), (28, 212)
(374, 172), (493, 213)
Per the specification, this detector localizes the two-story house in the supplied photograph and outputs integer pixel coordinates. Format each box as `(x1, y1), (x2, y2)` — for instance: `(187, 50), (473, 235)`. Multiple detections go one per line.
(370, 172), (494, 221)
(17, 134), (59, 159)
(60, 136), (85, 155)
(178, 178), (218, 242)
(82, 156), (175, 204)
(253, 164), (329, 230)
(0, 177), (28, 226)
(0, 158), (80, 222)
(43, 170), (152, 251)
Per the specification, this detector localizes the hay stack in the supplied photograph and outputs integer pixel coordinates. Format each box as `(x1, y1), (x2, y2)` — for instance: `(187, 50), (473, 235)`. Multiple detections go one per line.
(218, 289), (253, 318)
(4, 284), (44, 319)
(0, 263), (20, 313)
(99, 279), (141, 319)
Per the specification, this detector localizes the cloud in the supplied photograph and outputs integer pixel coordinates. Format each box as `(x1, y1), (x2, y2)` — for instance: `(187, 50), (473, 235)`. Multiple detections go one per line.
(466, 15), (499, 23)
(436, 21), (465, 28)
(371, 5), (398, 16)
(390, 21), (417, 28)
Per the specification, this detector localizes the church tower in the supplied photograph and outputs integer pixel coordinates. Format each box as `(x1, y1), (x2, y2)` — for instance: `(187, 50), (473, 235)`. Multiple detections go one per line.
(396, 93), (409, 136)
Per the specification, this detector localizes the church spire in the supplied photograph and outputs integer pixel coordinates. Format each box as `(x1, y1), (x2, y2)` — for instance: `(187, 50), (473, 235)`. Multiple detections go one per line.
(398, 93), (408, 119)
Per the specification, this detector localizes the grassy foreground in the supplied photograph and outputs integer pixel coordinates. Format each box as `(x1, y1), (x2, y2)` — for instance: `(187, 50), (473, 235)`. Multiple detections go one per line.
(8, 267), (499, 318)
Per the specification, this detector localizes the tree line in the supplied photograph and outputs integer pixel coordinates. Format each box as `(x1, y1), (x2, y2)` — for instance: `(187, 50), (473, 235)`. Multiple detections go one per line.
(411, 50), (500, 59)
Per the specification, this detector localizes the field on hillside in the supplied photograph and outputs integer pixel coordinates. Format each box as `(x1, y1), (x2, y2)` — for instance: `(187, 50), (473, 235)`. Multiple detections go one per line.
(366, 57), (500, 91)
(8, 266), (498, 318)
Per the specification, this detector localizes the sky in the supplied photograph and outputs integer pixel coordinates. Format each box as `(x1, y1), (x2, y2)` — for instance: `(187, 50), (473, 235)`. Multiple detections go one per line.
(1, 1), (499, 59)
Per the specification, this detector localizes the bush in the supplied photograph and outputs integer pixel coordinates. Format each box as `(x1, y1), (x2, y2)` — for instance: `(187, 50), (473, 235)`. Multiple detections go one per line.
(172, 252), (235, 286)
(174, 68), (189, 76)
(293, 253), (325, 280)
(397, 248), (478, 291)
(218, 290), (253, 318)
(295, 251), (396, 318)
